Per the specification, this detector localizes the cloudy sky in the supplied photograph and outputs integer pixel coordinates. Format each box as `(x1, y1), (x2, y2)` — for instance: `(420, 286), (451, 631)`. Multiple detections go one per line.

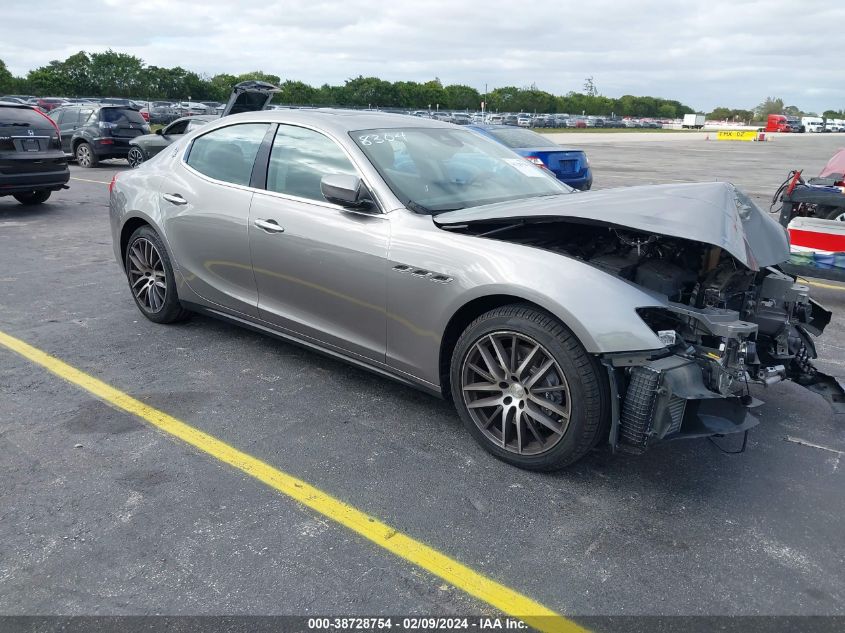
(2, 0), (843, 112)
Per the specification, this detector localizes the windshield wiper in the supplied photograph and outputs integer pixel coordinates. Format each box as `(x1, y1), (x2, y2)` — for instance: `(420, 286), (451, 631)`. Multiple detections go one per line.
(478, 221), (526, 237)
(404, 200), (433, 214)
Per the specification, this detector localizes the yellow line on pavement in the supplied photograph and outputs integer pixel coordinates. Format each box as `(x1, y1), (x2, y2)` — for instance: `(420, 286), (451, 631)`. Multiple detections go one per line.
(70, 176), (110, 185)
(0, 329), (585, 633)
(798, 277), (845, 291)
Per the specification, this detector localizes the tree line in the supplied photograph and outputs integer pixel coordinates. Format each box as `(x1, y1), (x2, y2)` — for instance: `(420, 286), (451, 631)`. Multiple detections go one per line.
(0, 50), (698, 118)
(707, 97), (845, 123)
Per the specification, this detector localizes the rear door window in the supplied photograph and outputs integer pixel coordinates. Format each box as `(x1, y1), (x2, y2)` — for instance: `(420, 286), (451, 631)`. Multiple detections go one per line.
(186, 123), (270, 186)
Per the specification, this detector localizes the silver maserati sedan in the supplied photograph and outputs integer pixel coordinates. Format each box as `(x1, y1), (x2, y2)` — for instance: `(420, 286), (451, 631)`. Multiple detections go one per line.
(109, 109), (841, 470)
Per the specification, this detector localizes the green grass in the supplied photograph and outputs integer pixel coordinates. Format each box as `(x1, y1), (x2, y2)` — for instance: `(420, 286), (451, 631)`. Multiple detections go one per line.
(535, 127), (705, 133)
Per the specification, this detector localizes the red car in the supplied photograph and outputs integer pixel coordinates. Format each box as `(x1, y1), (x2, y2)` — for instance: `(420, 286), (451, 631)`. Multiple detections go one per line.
(818, 148), (845, 188)
(33, 97), (68, 112)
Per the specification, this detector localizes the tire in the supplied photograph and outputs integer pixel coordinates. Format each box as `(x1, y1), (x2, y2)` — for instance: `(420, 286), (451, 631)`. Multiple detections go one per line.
(75, 142), (98, 168)
(127, 146), (145, 168)
(124, 225), (190, 324)
(13, 190), (51, 205)
(822, 206), (845, 222)
(450, 304), (609, 471)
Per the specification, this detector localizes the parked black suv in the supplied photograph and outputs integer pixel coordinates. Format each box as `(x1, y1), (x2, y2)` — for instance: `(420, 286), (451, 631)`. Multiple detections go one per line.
(48, 105), (150, 167)
(0, 103), (69, 205)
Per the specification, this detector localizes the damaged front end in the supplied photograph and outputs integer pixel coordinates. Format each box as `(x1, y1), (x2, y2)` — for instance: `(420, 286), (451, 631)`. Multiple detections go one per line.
(607, 266), (839, 452)
(436, 182), (844, 453)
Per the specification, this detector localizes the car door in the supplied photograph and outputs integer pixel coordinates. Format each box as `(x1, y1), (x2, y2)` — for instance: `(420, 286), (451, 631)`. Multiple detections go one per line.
(162, 122), (272, 318)
(52, 107), (79, 153)
(248, 123), (390, 363)
(69, 108), (95, 151)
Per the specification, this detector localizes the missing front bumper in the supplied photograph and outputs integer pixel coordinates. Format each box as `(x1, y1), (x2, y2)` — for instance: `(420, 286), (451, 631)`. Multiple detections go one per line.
(610, 355), (759, 453)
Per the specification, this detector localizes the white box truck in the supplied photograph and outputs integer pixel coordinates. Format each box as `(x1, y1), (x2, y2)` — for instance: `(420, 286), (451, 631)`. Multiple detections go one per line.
(682, 113), (705, 129)
(802, 116), (824, 132)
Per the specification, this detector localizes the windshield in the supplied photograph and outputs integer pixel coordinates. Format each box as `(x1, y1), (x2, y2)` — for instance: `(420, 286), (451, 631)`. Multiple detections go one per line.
(351, 127), (570, 213)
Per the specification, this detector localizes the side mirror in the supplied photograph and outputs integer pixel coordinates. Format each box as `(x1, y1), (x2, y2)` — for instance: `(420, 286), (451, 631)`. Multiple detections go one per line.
(155, 128), (163, 136)
(320, 174), (372, 208)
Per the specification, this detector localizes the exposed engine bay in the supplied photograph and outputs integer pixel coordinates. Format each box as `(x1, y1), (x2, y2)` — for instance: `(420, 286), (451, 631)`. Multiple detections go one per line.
(449, 217), (843, 451)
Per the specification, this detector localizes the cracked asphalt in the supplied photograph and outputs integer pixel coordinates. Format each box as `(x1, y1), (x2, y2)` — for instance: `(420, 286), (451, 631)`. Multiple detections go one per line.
(1, 133), (843, 623)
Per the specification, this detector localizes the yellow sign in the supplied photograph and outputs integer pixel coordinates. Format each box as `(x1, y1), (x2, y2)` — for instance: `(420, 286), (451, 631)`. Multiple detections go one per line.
(716, 130), (758, 142)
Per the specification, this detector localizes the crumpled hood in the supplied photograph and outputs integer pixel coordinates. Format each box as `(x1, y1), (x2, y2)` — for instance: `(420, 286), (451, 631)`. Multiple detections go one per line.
(434, 182), (790, 270)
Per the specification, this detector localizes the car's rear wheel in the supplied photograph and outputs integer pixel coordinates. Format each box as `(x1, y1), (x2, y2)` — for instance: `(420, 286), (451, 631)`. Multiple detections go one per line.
(75, 142), (98, 168)
(450, 304), (608, 470)
(127, 147), (145, 168)
(125, 226), (190, 324)
(13, 190), (51, 205)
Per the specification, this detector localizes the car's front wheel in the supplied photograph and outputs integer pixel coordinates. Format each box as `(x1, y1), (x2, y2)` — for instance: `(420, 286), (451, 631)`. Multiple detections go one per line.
(124, 225), (190, 324)
(13, 190), (51, 205)
(450, 305), (608, 470)
(127, 147), (145, 168)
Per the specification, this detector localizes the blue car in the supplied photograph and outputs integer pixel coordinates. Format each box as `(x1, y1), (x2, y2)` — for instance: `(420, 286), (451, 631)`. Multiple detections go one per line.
(466, 124), (593, 190)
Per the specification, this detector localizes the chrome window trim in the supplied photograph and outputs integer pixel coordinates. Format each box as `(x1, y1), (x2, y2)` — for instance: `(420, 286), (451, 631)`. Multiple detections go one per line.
(250, 184), (387, 218)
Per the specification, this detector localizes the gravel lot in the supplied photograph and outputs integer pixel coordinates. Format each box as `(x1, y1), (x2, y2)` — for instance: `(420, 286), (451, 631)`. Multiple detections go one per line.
(1, 133), (843, 626)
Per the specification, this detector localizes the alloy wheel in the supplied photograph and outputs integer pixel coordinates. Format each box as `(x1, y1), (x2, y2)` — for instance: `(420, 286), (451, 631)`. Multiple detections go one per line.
(127, 147), (145, 168)
(460, 331), (571, 455)
(76, 144), (92, 167)
(127, 238), (167, 313)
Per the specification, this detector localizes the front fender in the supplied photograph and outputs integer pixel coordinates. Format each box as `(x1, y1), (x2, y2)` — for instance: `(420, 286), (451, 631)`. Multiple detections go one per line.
(438, 275), (665, 355)
(386, 212), (666, 386)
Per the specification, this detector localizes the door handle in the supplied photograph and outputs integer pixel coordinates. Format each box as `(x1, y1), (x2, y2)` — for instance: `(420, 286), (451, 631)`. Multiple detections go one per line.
(254, 218), (285, 234)
(162, 193), (187, 205)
